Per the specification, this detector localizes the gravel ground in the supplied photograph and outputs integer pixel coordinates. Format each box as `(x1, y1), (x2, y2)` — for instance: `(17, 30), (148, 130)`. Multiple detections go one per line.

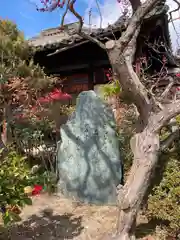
(0, 194), (156, 240)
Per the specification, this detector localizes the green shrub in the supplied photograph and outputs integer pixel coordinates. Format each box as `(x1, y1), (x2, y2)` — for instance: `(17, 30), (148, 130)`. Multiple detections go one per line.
(147, 157), (180, 237)
(0, 19), (60, 226)
(0, 148), (57, 225)
(101, 80), (121, 99)
(0, 149), (32, 225)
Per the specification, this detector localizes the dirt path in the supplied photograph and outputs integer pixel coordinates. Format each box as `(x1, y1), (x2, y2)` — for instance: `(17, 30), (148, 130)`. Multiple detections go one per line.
(0, 194), (156, 240)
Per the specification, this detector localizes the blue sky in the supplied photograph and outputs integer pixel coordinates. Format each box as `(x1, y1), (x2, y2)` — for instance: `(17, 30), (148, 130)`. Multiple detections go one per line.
(0, 0), (180, 53)
(0, 0), (89, 39)
(0, 0), (129, 39)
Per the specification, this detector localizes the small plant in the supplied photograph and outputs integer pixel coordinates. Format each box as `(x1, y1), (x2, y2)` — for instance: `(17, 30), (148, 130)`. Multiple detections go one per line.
(0, 149), (32, 225)
(101, 80), (121, 99)
(28, 169), (57, 194)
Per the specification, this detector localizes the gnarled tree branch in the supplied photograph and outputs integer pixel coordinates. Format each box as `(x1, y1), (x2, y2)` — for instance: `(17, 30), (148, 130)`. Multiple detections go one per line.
(60, 0), (106, 49)
(104, 0), (162, 124)
(106, 27), (151, 126)
(149, 100), (180, 132)
(60, 0), (70, 27)
(160, 76), (174, 100)
(117, 0), (161, 53)
(78, 31), (106, 49)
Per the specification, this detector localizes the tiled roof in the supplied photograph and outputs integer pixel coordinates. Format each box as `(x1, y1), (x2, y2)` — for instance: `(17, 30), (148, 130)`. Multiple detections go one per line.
(28, 3), (169, 51)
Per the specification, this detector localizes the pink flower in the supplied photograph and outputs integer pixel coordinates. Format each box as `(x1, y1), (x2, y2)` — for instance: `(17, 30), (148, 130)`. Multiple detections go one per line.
(37, 88), (72, 103)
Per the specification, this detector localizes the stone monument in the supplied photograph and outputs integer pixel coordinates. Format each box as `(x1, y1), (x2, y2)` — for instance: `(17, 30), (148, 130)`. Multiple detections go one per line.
(57, 90), (123, 205)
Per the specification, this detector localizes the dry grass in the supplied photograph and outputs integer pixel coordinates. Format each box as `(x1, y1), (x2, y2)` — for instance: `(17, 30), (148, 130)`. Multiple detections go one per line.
(0, 194), (158, 240)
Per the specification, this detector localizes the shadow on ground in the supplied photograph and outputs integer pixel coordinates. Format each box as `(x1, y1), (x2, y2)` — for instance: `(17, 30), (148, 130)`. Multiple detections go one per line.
(135, 218), (169, 238)
(0, 208), (84, 240)
(135, 219), (157, 238)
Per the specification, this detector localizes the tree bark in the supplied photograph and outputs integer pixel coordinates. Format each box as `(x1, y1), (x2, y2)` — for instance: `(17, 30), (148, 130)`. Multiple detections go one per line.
(106, 49), (158, 239)
(115, 130), (159, 239)
(129, 0), (141, 12)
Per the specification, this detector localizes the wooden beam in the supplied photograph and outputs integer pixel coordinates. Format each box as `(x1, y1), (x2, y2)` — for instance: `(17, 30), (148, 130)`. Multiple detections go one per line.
(47, 64), (89, 73)
(46, 60), (110, 73)
(47, 40), (89, 57)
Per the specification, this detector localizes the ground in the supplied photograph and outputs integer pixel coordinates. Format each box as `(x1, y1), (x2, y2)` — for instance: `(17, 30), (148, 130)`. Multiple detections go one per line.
(0, 194), (158, 240)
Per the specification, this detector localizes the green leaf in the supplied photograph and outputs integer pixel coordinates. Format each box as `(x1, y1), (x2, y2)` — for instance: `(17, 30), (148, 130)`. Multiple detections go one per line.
(2, 211), (11, 225)
(22, 197), (32, 205)
(9, 211), (21, 222)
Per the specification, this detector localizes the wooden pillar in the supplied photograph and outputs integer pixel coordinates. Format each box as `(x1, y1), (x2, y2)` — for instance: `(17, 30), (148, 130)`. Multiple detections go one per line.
(88, 64), (94, 90)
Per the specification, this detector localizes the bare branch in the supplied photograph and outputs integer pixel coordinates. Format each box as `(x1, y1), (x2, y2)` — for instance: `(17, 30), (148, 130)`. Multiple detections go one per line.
(168, 0), (180, 23)
(168, 0), (180, 43)
(95, 0), (102, 28)
(117, 0), (161, 53)
(149, 100), (180, 132)
(107, 27), (151, 124)
(59, 0), (83, 32)
(68, 0), (83, 32)
(160, 76), (174, 100)
(60, 0), (70, 27)
(60, 0), (106, 49)
(78, 31), (106, 49)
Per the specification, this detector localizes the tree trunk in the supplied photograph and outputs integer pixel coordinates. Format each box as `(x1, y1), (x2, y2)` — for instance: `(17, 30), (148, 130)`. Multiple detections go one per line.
(106, 41), (151, 128)
(103, 127), (160, 240)
(105, 43), (160, 239)
(115, 131), (159, 239)
(104, 42), (180, 238)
